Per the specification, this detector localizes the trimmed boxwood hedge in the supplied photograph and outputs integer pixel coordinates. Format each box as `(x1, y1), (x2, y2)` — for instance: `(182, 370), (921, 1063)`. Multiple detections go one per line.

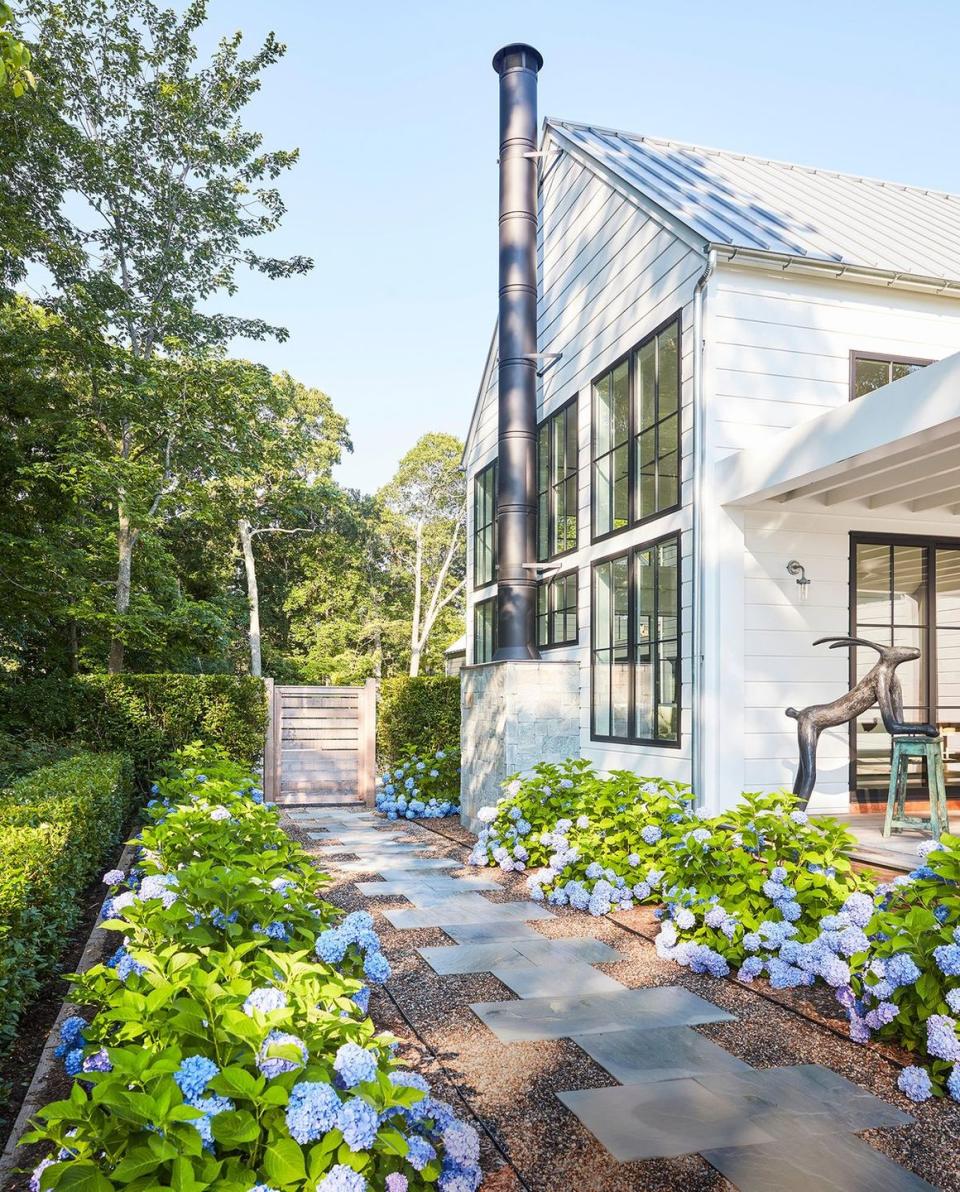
(0, 674), (267, 775)
(377, 675), (460, 764)
(0, 751), (134, 1056)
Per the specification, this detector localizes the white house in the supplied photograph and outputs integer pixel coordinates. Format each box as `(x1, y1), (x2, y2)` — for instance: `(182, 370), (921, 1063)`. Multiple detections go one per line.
(461, 76), (960, 823)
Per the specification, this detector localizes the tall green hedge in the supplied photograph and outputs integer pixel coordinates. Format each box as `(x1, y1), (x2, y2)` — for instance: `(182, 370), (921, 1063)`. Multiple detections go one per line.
(377, 675), (460, 763)
(0, 752), (134, 1055)
(0, 674), (266, 775)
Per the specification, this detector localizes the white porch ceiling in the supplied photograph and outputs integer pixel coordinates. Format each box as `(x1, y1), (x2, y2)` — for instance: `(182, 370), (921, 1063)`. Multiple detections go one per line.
(716, 351), (960, 514)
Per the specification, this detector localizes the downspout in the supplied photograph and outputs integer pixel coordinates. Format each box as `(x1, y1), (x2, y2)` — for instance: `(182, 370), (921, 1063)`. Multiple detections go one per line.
(691, 248), (716, 804)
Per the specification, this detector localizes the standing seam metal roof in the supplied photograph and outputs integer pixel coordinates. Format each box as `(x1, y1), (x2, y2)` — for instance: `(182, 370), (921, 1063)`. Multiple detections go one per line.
(548, 119), (960, 283)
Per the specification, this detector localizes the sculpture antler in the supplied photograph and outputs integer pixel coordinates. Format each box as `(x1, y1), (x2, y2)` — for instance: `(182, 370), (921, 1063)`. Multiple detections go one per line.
(812, 636), (885, 653)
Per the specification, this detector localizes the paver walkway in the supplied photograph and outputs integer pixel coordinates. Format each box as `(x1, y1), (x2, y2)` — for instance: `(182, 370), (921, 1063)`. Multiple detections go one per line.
(289, 806), (937, 1192)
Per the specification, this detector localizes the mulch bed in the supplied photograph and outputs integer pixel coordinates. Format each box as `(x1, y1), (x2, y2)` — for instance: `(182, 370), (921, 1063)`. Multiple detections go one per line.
(291, 812), (960, 1192)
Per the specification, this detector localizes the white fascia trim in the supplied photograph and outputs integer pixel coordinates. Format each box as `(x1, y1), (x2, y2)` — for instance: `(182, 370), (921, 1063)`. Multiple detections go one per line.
(711, 246), (960, 298)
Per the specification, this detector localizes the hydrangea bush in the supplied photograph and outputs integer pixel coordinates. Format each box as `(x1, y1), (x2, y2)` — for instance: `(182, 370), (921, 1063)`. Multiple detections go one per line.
(24, 747), (481, 1192)
(810, 835), (960, 1102)
(653, 791), (867, 983)
(468, 758), (687, 912)
(375, 751), (460, 821)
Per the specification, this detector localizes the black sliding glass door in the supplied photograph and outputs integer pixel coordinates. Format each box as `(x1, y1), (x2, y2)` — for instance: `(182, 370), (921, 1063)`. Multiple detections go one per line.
(852, 535), (960, 799)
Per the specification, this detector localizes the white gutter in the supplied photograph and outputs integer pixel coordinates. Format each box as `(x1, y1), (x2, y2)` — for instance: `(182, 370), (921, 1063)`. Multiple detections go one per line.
(691, 248), (716, 805)
(712, 246), (960, 298)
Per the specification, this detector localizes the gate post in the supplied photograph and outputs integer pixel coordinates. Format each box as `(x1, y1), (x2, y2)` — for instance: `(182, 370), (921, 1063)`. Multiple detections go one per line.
(262, 676), (276, 802)
(358, 678), (377, 807)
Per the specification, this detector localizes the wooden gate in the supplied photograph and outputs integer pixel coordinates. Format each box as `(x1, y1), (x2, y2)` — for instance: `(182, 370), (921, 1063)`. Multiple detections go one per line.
(264, 680), (376, 806)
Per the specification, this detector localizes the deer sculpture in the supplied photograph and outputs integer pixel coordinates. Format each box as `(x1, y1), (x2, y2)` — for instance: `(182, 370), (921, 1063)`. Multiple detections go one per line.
(786, 636), (938, 809)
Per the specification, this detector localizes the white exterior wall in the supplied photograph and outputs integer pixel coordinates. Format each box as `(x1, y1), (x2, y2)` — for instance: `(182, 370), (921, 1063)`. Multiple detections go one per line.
(463, 160), (960, 812)
(705, 263), (960, 812)
(464, 148), (707, 781)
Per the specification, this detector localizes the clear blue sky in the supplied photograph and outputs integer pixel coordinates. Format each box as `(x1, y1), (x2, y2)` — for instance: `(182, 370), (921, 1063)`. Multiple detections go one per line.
(203, 0), (960, 492)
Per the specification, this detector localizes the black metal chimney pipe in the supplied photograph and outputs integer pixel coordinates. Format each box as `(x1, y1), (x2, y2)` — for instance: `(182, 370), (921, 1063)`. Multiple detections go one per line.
(492, 42), (543, 661)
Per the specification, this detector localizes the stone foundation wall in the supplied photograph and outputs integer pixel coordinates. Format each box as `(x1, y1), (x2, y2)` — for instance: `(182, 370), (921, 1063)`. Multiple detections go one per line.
(460, 660), (580, 829)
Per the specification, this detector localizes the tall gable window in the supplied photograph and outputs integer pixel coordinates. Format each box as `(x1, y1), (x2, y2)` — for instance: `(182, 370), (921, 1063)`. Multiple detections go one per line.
(537, 570), (578, 650)
(851, 352), (931, 400)
(591, 533), (680, 745)
(537, 398), (578, 560)
(473, 596), (497, 663)
(473, 461), (497, 588)
(592, 314), (681, 540)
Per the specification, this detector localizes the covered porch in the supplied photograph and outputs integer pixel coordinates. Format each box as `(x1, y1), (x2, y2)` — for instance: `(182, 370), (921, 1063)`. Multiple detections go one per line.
(713, 350), (960, 845)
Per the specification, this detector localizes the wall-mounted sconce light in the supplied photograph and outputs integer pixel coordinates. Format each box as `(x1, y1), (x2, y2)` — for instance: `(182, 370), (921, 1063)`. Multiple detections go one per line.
(786, 559), (810, 602)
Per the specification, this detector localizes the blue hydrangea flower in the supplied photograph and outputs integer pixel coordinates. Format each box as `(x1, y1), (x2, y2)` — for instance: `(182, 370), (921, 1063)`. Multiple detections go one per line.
(363, 950), (391, 984)
(442, 1120), (480, 1165)
(842, 892), (875, 928)
(317, 1165), (367, 1192)
(887, 953), (922, 987)
(187, 1094), (234, 1148)
(63, 1048), (84, 1076)
(407, 1135), (437, 1171)
(337, 1096), (378, 1151)
(257, 1030), (307, 1079)
(352, 986), (370, 1014)
(102, 868), (125, 885)
(59, 1016), (86, 1047)
(333, 1043), (378, 1087)
(81, 1048), (112, 1073)
(926, 1014), (960, 1061)
(386, 1173), (409, 1192)
(316, 927), (347, 964)
(174, 1055), (219, 1104)
(243, 987), (287, 1016)
(738, 956), (764, 981)
(934, 944), (960, 977)
(948, 1066), (960, 1103)
(742, 932), (761, 952)
(29, 1158), (55, 1192)
(640, 825), (662, 845)
(673, 907), (695, 930)
(897, 1065), (932, 1102)
(946, 989), (960, 1015)
(285, 1080), (341, 1143)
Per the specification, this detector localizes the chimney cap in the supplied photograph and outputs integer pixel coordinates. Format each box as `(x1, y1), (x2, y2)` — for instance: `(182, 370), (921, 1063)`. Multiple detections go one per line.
(492, 43), (543, 74)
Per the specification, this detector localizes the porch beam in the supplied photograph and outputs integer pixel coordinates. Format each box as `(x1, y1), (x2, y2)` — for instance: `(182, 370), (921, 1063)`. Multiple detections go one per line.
(910, 484), (960, 513)
(814, 435), (960, 505)
(863, 458), (960, 508)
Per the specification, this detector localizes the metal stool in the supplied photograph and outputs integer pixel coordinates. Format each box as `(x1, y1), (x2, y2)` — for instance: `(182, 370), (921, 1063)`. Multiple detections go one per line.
(883, 735), (950, 840)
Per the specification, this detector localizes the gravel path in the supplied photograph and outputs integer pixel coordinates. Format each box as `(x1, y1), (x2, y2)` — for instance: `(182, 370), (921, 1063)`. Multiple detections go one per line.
(285, 807), (958, 1192)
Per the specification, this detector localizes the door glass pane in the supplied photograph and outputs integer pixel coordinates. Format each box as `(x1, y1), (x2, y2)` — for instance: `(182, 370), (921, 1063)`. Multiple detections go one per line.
(856, 543), (890, 624)
(636, 428), (656, 522)
(658, 413), (679, 510)
(594, 374), (612, 457)
(893, 546), (926, 626)
(613, 443), (629, 530)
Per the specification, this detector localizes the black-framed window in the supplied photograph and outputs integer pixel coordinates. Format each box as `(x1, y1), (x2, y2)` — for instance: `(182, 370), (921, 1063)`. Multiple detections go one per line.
(473, 596), (497, 664)
(537, 398), (578, 560)
(473, 462), (497, 588)
(592, 314), (681, 540)
(592, 533), (680, 745)
(537, 570), (578, 649)
(850, 351), (932, 401)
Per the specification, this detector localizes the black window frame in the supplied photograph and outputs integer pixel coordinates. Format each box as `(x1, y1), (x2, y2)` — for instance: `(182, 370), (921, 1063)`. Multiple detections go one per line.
(536, 568), (579, 651)
(536, 395), (579, 562)
(849, 350), (933, 401)
(590, 530), (681, 747)
(591, 311), (682, 544)
(472, 460), (497, 590)
(472, 596), (497, 664)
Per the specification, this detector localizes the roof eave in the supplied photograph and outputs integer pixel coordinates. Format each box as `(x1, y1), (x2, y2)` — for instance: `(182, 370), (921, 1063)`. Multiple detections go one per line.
(711, 245), (960, 297)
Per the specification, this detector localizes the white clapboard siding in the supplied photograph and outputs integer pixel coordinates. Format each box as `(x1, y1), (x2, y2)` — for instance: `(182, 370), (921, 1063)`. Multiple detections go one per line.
(708, 264), (960, 460)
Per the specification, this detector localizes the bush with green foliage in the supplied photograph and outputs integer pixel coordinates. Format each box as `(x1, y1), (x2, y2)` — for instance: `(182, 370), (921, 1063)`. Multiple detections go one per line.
(810, 836), (960, 1102)
(0, 751), (133, 1056)
(376, 677), (459, 765)
(0, 674), (266, 774)
(23, 748), (482, 1191)
(375, 750), (460, 819)
(0, 729), (75, 786)
(468, 758), (686, 901)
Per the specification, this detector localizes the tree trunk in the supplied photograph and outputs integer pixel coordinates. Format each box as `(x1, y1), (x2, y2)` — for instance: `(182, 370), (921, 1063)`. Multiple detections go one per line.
(239, 518), (262, 678)
(409, 520), (423, 677)
(108, 510), (135, 674)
